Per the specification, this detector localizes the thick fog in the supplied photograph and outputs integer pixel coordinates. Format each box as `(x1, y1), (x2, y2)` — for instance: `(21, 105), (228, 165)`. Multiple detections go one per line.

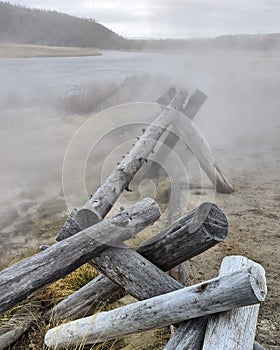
(0, 47), (279, 261)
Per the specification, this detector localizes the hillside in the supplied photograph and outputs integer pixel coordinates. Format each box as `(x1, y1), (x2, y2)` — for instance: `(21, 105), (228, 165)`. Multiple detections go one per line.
(0, 1), (128, 49)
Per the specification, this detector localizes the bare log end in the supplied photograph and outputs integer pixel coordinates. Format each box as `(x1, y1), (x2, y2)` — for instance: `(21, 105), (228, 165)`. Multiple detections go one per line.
(191, 202), (228, 242)
(75, 208), (102, 230)
(249, 265), (267, 303)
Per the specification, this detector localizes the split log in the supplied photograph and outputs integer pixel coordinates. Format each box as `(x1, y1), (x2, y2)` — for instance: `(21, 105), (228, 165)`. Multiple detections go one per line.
(45, 202), (228, 321)
(164, 255), (267, 350)
(202, 256), (267, 350)
(45, 268), (267, 349)
(0, 198), (160, 315)
(57, 89), (188, 241)
(146, 89), (207, 179)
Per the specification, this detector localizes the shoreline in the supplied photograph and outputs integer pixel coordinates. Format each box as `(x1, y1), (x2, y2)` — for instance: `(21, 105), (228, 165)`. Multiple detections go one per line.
(0, 43), (102, 58)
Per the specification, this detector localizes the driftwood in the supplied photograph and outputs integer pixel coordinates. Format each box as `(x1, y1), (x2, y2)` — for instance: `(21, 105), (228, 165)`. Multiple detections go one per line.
(45, 268), (267, 349)
(0, 198), (160, 315)
(202, 256), (267, 350)
(146, 89), (207, 178)
(45, 202), (228, 321)
(57, 89), (188, 241)
(164, 256), (267, 350)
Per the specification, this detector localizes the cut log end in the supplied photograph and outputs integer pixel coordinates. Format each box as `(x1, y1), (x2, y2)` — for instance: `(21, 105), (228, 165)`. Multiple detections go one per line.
(75, 208), (102, 230)
(191, 202), (228, 242)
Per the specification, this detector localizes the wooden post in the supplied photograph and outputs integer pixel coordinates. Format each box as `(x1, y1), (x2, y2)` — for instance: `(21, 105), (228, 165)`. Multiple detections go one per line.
(145, 89), (207, 179)
(167, 177), (187, 285)
(45, 202), (228, 321)
(56, 89), (188, 241)
(45, 268), (267, 349)
(202, 256), (267, 350)
(164, 256), (267, 350)
(0, 198), (160, 315)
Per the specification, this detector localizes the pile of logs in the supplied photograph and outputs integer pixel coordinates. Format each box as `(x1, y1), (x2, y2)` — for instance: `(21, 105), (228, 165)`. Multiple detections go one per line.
(0, 88), (267, 350)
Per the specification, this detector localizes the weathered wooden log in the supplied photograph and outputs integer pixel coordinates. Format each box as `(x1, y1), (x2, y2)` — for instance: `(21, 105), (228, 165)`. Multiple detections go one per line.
(0, 198), (160, 315)
(57, 89), (188, 241)
(45, 268), (267, 349)
(45, 202), (228, 321)
(176, 116), (234, 193)
(146, 89), (207, 179)
(89, 246), (183, 300)
(167, 177), (187, 285)
(202, 256), (267, 350)
(164, 256), (267, 350)
(164, 316), (209, 350)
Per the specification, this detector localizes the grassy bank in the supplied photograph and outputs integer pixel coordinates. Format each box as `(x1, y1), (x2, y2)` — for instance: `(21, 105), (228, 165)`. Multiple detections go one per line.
(0, 43), (102, 58)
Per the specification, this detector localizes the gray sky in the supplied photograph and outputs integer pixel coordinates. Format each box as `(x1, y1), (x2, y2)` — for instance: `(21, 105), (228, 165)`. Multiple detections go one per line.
(7, 0), (280, 38)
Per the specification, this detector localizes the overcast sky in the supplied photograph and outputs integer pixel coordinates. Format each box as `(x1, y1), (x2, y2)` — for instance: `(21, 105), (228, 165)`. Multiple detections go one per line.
(7, 0), (280, 38)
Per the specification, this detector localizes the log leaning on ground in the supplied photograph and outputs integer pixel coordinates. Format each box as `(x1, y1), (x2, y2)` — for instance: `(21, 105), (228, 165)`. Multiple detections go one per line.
(45, 202), (228, 321)
(45, 268), (267, 349)
(57, 89), (188, 241)
(176, 116), (234, 193)
(146, 89), (207, 179)
(202, 255), (267, 350)
(0, 198), (160, 315)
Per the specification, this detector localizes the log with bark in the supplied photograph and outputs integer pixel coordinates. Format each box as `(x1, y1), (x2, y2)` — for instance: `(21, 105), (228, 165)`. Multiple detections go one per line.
(0, 198), (160, 315)
(45, 202), (228, 321)
(57, 89), (188, 241)
(45, 267), (267, 349)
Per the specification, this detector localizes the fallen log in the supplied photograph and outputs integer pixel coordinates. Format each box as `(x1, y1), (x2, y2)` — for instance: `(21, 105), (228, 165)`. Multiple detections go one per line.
(45, 268), (267, 349)
(45, 202), (228, 321)
(57, 89), (188, 241)
(146, 89), (207, 179)
(0, 198), (160, 315)
(164, 256), (267, 350)
(202, 256), (267, 350)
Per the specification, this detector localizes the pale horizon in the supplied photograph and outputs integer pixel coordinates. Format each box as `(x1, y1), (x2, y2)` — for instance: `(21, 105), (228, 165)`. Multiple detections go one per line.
(5, 0), (280, 39)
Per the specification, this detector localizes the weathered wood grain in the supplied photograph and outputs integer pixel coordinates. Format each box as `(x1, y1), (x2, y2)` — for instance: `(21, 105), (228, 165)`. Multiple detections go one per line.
(176, 117), (234, 193)
(145, 89), (207, 179)
(202, 255), (267, 350)
(45, 202), (228, 321)
(164, 256), (267, 350)
(56, 89), (188, 241)
(0, 198), (160, 315)
(45, 268), (267, 348)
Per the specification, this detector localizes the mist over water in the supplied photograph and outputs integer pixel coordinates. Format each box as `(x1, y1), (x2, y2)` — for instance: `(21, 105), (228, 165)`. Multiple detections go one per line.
(0, 48), (280, 259)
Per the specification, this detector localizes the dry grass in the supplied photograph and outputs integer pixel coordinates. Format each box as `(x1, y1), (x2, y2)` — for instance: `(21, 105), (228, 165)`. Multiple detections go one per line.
(0, 44), (101, 58)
